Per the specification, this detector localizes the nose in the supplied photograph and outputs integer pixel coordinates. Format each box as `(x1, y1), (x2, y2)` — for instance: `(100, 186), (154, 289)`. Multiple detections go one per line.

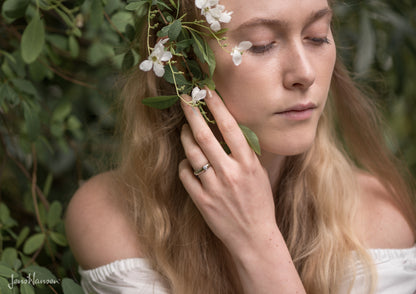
(282, 41), (316, 90)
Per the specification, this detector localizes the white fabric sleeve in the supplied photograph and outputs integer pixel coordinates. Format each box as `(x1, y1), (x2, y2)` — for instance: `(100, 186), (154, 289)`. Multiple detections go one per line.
(341, 246), (416, 294)
(79, 258), (169, 294)
(79, 246), (416, 294)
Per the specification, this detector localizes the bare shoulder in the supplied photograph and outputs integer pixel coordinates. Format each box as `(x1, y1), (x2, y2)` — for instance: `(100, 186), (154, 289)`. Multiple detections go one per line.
(355, 172), (415, 249)
(65, 171), (142, 270)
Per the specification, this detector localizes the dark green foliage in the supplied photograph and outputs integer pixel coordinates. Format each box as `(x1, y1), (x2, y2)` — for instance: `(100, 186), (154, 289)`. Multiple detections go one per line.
(0, 0), (415, 293)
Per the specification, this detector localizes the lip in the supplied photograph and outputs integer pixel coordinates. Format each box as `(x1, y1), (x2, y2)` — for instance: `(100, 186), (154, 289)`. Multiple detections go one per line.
(275, 102), (317, 120)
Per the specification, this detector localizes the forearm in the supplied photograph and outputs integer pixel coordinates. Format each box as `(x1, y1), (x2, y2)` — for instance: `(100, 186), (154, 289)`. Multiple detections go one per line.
(231, 227), (306, 294)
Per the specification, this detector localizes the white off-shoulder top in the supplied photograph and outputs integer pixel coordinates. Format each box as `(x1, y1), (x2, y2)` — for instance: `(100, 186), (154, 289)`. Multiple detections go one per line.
(79, 246), (416, 294)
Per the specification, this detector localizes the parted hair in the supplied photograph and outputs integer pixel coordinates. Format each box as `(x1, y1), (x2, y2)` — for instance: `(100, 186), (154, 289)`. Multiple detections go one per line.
(113, 0), (416, 293)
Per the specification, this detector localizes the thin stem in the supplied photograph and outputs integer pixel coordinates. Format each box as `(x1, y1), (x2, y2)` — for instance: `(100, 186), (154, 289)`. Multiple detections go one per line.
(0, 126), (50, 210)
(39, 59), (98, 90)
(31, 145), (46, 234)
(31, 145), (57, 266)
(104, 12), (130, 44)
(157, 8), (168, 25)
(168, 62), (181, 98)
(147, 7), (152, 56)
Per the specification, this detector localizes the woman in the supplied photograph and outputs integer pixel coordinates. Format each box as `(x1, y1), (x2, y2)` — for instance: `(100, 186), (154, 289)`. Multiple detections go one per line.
(65, 0), (416, 293)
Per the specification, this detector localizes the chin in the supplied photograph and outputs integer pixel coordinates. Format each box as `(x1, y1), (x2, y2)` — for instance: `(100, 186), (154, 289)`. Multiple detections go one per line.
(259, 129), (317, 156)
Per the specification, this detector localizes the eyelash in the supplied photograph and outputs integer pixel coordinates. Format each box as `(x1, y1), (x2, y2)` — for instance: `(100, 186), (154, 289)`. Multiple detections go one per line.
(248, 37), (330, 55)
(309, 37), (331, 45)
(248, 42), (276, 55)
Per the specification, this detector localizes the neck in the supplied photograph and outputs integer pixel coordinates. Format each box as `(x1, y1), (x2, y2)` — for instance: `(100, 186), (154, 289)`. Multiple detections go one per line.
(258, 151), (286, 195)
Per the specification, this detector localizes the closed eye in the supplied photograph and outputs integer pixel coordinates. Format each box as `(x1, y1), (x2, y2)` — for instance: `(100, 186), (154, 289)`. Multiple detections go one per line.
(248, 42), (276, 54)
(308, 37), (330, 45)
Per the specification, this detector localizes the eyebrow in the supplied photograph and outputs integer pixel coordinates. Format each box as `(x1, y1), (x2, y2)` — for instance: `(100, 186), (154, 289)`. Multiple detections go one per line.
(232, 7), (333, 32)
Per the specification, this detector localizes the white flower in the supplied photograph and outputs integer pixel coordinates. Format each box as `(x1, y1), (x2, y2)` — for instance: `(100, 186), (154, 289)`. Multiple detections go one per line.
(139, 38), (172, 77)
(231, 41), (252, 66)
(191, 86), (207, 104)
(195, 0), (232, 32)
(195, 0), (218, 9)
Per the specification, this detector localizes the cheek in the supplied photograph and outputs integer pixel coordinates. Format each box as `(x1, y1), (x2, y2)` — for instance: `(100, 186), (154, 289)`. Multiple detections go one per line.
(212, 51), (272, 118)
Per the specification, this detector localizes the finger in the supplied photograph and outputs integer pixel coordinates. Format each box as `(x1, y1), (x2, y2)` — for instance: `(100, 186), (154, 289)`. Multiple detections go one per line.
(180, 95), (229, 168)
(204, 88), (252, 160)
(181, 124), (215, 180)
(178, 159), (209, 208)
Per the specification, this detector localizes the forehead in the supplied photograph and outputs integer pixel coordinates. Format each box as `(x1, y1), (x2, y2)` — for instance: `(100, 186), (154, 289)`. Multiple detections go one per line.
(221, 0), (330, 28)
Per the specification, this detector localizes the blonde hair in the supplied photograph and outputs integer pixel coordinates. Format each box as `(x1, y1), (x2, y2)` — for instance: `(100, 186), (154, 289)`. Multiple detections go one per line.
(114, 1), (416, 293)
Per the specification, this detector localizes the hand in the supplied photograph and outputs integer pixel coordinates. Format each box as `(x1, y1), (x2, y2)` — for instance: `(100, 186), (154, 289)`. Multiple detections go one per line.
(178, 89), (277, 256)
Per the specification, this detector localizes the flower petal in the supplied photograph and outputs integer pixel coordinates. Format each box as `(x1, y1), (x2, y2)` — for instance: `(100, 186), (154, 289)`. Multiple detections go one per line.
(232, 51), (242, 66)
(210, 21), (221, 32)
(195, 0), (206, 9)
(238, 41), (252, 51)
(139, 59), (153, 71)
(153, 63), (165, 77)
(219, 11), (232, 23)
(196, 89), (207, 101)
(209, 0), (219, 6)
(192, 86), (200, 98)
(161, 51), (172, 62)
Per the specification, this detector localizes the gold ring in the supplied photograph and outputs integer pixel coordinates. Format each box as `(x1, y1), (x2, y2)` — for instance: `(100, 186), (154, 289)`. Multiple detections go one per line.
(193, 163), (211, 176)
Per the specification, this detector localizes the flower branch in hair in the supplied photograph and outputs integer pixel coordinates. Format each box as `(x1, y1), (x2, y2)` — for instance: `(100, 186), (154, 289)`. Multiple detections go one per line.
(135, 0), (259, 155)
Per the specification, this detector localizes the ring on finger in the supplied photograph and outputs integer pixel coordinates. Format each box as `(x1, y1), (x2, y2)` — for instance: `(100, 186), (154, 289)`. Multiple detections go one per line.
(193, 163), (211, 176)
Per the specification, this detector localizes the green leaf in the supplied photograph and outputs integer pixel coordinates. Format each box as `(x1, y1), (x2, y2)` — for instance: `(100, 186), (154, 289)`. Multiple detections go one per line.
(49, 232), (68, 246)
(206, 44), (216, 77)
(163, 65), (189, 87)
(21, 265), (58, 281)
(20, 283), (35, 294)
(168, 0), (177, 9)
(157, 25), (170, 38)
(168, 20), (182, 41)
(0, 49), (17, 63)
(142, 95), (179, 109)
(2, 0), (30, 20)
(42, 173), (53, 198)
(175, 39), (193, 53)
(16, 227), (30, 248)
(0, 203), (11, 224)
(55, 9), (73, 29)
(87, 42), (115, 65)
(21, 12), (45, 64)
(62, 278), (84, 294)
(0, 83), (18, 106)
(1, 248), (18, 268)
(52, 102), (72, 122)
(90, 0), (104, 29)
(23, 233), (45, 255)
(125, 1), (147, 11)
(47, 201), (62, 229)
(191, 31), (207, 63)
(0, 265), (18, 279)
(11, 78), (38, 97)
(110, 11), (134, 33)
(154, 0), (172, 11)
(28, 59), (53, 82)
(67, 115), (82, 131)
(68, 36), (80, 58)
(46, 34), (68, 51)
(0, 276), (12, 294)
(239, 124), (261, 155)
(23, 102), (41, 141)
